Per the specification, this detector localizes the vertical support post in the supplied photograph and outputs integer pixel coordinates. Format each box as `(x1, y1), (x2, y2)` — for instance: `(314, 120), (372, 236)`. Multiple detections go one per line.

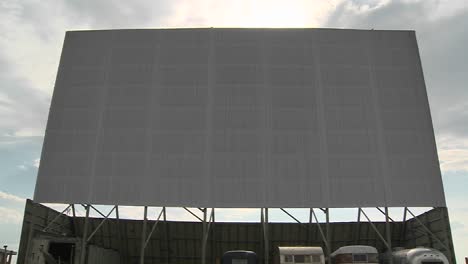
(400, 207), (408, 247)
(385, 207), (393, 264)
(326, 208), (331, 264)
(355, 207), (361, 244)
(71, 204), (78, 236)
(79, 204), (90, 264)
(211, 208), (216, 264)
(140, 206), (148, 264)
(115, 206), (125, 264)
(164, 207), (170, 264)
(308, 209), (313, 245)
(309, 209), (313, 224)
(3, 246), (7, 264)
(202, 208), (207, 264)
(264, 208), (269, 264)
(260, 208), (265, 264)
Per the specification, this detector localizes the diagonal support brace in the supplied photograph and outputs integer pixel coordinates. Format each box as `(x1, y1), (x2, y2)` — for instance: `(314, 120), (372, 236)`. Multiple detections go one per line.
(360, 208), (390, 249)
(406, 208), (449, 251)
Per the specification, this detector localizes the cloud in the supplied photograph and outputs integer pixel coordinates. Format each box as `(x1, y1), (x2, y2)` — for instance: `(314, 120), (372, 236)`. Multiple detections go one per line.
(0, 206), (23, 224)
(163, 0), (339, 28)
(438, 138), (468, 173)
(33, 158), (40, 168)
(0, 191), (25, 204)
(0, 192), (25, 225)
(324, 0), (468, 138)
(0, 0), (467, 262)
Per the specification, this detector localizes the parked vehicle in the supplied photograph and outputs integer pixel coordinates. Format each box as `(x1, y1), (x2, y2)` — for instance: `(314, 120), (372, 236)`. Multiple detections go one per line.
(331, 245), (379, 264)
(388, 247), (448, 264)
(222, 250), (257, 264)
(275, 247), (325, 264)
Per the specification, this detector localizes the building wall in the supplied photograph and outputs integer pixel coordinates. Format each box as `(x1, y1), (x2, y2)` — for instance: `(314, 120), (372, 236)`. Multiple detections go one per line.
(17, 200), (455, 264)
(17, 200), (74, 264)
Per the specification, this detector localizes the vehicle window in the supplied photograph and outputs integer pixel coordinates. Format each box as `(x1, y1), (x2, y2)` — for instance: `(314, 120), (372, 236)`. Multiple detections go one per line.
(353, 254), (368, 262)
(312, 255), (321, 263)
(284, 255), (293, 262)
(294, 255), (308, 263)
(232, 259), (248, 264)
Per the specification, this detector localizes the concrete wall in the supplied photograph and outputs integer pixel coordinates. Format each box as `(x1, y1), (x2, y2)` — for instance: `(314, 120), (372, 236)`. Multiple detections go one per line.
(17, 200), (455, 264)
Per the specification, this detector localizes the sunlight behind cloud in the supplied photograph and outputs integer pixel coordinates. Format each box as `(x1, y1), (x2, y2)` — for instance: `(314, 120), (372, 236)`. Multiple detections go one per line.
(165, 0), (340, 28)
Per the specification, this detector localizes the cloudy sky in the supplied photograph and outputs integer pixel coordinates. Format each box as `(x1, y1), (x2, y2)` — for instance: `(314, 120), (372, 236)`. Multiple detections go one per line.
(1, 0), (467, 262)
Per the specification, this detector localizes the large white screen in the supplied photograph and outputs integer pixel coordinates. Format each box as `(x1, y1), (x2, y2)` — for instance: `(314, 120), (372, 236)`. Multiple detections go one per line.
(34, 28), (446, 207)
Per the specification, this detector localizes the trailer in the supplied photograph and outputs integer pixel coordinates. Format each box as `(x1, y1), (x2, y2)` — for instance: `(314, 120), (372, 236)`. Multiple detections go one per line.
(275, 247), (325, 264)
(330, 246), (379, 264)
(388, 247), (449, 264)
(222, 250), (257, 264)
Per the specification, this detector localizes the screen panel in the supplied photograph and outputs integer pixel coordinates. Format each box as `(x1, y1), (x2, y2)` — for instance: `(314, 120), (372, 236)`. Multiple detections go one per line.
(34, 28), (446, 207)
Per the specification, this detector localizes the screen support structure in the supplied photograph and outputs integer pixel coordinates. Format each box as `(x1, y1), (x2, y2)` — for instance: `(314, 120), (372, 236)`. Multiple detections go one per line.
(139, 207), (165, 264)
(261, 208), (269, 264)
(179, 207), (214, 264)
(31, 204), (454, 264)
(281, 208), (331, 262)
(406, 208), (450, 252)
(355, 208), (362, 244)
(78, 204), (118, 264)
(358, 207), (395, 264)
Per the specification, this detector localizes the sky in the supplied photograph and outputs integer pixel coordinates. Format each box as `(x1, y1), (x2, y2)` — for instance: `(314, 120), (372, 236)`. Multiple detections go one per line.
(0, 0), (467, 262)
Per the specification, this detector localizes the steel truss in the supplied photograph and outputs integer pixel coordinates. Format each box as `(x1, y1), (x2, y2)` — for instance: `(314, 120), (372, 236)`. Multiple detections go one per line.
(38, 206), (453, 264)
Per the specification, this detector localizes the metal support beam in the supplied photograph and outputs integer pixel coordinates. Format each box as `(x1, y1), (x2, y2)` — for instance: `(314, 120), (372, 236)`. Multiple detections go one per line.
(308, 209), (313, 245)
(202, 208), (207, 264)
(144, 208), (165, 248)
(311, 209), (328, 249)
(400, 207), (407, 246)
(163, 207), (170, 264)
(377, 207), (394, 222)
(406, 208), (449, 251)
(199, 208), (215, 264)
(184, 207), (204, 222)
(71, 204), (76, 217)
(279, 208), (311, 232)
(70, 204), (80, 238)
(42, 204), (72, 232)
(79, 204), (90, 264)
(87, 206), (116, 242)
(280, 208), (302, 224)
(355, 207), (362, 244)
(89, 205), (106, 218)
(354, 208), (361, 244)
(211, 208), (216, 264)
(385, 207), (393, 264)
(360, 208), (390, 249)
(140, 206), (148, 264)
(262, 208), (269, 264)
(326, 208), (331, 264)
(2, 246), (7, 264)
(115, 206), (125, 264)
